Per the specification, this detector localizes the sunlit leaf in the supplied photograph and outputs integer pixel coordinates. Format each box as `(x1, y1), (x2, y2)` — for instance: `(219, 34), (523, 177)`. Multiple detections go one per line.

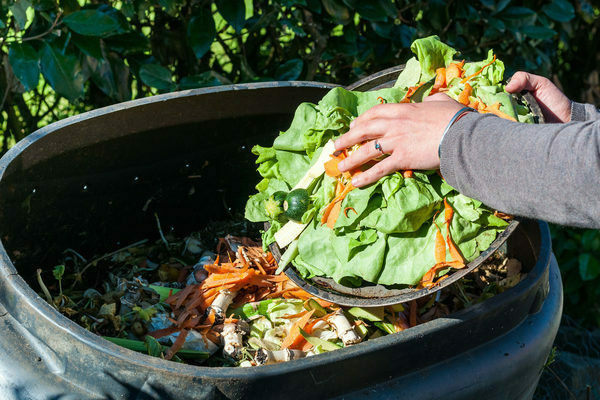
(187, 7), (216, 59)
(8, 43), (39, 91)
(10, 0), (32, 29)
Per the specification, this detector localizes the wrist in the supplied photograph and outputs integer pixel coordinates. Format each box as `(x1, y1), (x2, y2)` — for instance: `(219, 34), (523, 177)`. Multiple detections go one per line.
(438, 107), (474, 159)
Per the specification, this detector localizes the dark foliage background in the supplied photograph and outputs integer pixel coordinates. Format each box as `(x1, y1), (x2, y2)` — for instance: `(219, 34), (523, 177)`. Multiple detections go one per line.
(0, 0), (598, 329)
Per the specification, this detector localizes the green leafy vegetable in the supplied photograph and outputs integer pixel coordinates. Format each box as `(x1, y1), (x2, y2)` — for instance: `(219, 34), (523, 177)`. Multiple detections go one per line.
(246, 36), (520, 287)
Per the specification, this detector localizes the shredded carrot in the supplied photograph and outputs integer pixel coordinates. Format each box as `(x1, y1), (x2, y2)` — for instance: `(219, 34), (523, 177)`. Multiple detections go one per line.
(281, 310), (315, 350)
(445, 61), (464, 82)
(457, 82), (472, 105)
(461, 55), (497, 84)
(482, 102), (517, 121)
(433, 67), (446, 90)
(443, 198), (465, 264)
(434, 224), (446, 264)
(400, 81), (426, 103)
(324, 155), (344, 178)
(165, 328), (189, 360)
(321, 182), (355, 226)
(377, 96), (386, 104)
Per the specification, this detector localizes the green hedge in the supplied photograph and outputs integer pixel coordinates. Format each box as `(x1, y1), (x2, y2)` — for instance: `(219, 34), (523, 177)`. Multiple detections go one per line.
(0, 0), (598, 325)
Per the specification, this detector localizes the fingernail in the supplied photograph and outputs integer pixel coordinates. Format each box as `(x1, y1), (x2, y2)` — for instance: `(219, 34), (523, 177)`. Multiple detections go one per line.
(350, 120), (356, 128)
(351, 176), (361, 187)
(338, 160), (346, 171)
(334, 139), (341, 150)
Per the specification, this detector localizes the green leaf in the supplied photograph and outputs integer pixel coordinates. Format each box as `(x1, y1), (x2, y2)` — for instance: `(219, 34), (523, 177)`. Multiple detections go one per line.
(72, 34), (103, 59)
(275, 58), (303, 80)
(542, 0), (575, 22)
(63, 8), (126, 37)
(40, 42), (84, 102)
(179, 71), (223, 89)
(500, 6), (535, 19)
(8, 43), (39, 91)
(59, 0), (80, 14)
(104, 32), (150, 55)
(158, 0), (178, 16)
(579, 253), (600, 281)
(10, 0), (32, 29)
(322, 0), (351, 24)
(216, 0), (246, 32)
(341, 0), (395, 22)
(520, 25), (556, 40)
(88, 54), (131, 102)
(52, 264), (65, 280)
(144, 335), (164, 357)
(139, 63), (174, 91)
(187, 8), (216, 60)
(148, 284), (181, 302)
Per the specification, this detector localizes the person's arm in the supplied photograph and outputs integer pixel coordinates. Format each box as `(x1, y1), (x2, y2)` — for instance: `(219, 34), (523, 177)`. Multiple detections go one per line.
(335, 71), (600, 229)
(440, 113), (600, 229)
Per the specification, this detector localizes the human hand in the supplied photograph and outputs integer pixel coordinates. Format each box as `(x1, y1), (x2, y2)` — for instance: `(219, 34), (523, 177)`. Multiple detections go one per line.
(334, 93), (465, 188)
(505, 71), (571, 123)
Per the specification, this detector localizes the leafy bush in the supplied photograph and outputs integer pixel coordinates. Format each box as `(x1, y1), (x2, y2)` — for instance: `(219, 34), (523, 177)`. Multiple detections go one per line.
(0, 0), (598, 324)
(552, 225), (600, 326)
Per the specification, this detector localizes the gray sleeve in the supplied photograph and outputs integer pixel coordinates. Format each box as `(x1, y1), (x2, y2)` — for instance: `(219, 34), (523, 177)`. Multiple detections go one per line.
(571, 101), (600, 121)
(440, 112), (600, 229)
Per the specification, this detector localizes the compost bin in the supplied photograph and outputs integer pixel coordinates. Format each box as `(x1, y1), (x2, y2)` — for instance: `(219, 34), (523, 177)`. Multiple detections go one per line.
(0, 76), (562, 400)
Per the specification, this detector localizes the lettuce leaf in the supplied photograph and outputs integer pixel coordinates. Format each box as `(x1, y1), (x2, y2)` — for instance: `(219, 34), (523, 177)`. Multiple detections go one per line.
(410, 35), (457, 81)
(245, 36), (522, 287)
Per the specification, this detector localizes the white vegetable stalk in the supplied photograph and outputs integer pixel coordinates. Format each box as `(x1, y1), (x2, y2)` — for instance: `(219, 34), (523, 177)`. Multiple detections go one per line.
(254, 348), (307, 365)
(208, 289), (237, 322)
(221, 320), (250, 360)
(328, 309), (361, 346)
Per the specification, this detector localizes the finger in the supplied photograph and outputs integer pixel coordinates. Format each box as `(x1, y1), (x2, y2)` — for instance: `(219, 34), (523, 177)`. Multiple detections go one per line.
(505, 71), (547, 94)
(335, 118), (392, 151)
(350, 156), (399, 188)
(338, 138), (388, 172)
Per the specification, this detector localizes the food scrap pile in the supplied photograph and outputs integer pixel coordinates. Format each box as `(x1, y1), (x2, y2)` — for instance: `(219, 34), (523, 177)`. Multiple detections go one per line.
(37, 226), (524, 367)
(245, 36), (535, 289)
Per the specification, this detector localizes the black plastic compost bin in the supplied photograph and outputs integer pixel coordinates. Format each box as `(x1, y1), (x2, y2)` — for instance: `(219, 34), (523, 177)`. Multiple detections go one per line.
(0, 77), (562, 400)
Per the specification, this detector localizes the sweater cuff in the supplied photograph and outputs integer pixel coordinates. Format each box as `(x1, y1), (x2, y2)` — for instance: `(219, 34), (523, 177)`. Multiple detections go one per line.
(571, 101), (587, 122)
(439, 111), (483, 191)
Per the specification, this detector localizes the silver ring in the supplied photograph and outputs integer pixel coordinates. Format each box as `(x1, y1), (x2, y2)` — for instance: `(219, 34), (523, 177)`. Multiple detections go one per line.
(374, 140), (384, 155)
